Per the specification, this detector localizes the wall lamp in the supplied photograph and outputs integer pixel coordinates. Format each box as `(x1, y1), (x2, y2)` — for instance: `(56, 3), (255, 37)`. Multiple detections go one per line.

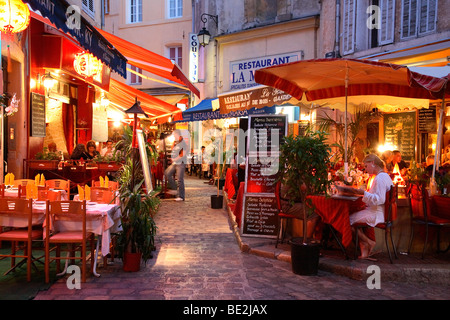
(197, 13), (218, 46)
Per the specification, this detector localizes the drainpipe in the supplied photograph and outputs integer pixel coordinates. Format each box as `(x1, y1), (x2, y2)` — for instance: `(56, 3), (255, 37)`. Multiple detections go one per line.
(335, 0), (341, 57)
(101, 0), (105, 29)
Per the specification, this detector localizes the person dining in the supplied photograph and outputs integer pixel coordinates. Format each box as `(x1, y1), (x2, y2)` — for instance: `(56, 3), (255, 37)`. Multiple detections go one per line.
(101, 140), (114, 157)
(381, 150), (393, 172)
(338, 154), (393, 260)
(70, 143), (89, 160)
(390, 150), (408, 175)
(86, 140), (100, 159)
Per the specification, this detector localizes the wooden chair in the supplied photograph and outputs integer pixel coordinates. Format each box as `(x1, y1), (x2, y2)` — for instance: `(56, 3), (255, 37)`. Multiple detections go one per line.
(0, 184), (5, 197)
(17, 185), (27, 198)
(45, 179), (71, 199)
(44, 200), (95, 283)
(12, 179), (35, 187)
(37, 189), (62, 201)
(274, 181), (302, 248)
(91, 180), (119, 191)
(407, 183), (450, 259)
(0, 198), (42, 282)
(90, 187), (115, 204)
(353, 185), (399, 263)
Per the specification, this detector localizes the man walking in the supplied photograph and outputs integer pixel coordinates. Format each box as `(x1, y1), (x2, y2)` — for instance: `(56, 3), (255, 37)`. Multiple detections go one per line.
(165, 129), (187, 201)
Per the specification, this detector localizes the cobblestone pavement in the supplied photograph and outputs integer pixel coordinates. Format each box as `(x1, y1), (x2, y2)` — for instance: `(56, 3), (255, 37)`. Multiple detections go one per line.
(34, 175), (450, 301)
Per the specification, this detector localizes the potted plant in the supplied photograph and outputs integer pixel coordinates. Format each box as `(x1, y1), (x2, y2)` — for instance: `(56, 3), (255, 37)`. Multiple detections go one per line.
(278, 130), (332, 275)
(115, 126), (160, 271)
(28, 147), (63, 170)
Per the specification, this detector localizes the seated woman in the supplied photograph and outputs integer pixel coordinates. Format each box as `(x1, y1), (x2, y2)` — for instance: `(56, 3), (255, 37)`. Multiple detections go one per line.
(70, 143), (89, 160)
(86, 140), (100, 160)
(338, 154), (393, 260)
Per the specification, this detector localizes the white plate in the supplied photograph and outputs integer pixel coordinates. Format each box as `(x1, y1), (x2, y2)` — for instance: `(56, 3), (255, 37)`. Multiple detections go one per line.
(331, 195), (360, 201)
(87, 202), (97, 205)
(34, 200), (46, 205)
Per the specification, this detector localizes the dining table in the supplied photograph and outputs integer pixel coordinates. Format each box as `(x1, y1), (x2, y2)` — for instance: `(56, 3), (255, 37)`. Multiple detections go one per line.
(0, 199), (122, 277)
(430, 195), (450, 219)
(307, 194), (373, 249)
(3, 187), (69, 200)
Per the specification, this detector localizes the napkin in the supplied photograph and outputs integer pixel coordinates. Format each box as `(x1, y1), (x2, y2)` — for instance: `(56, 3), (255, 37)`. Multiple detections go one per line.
(35, 174), (40, 186)
(40, 174), (45, 186)
(9, 173), (14, 186)
(78, 185), (85, 201)
(32, 184), (38, 199)
(4, 173), (10, 186)
(26, 183), (32, 199)
(85, 185), (91, 201)
(105, 176), (109, 188)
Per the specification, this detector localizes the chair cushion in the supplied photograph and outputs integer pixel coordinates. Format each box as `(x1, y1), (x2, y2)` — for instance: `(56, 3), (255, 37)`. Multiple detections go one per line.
(49, 232), (93, 243)
(0, 229), (43, 240)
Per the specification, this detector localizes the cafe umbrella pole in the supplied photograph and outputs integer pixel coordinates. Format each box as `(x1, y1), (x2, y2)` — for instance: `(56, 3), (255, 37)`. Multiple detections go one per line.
(431, 83), (447, 193)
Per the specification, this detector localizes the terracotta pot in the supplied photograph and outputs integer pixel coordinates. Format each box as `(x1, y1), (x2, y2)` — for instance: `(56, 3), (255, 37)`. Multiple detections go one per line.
(123, 252), (142, 272)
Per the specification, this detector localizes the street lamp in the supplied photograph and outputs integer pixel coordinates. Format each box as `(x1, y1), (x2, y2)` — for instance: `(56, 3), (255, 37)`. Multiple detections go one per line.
(125, 97), (148, 149)
(197, 13), (218, 46)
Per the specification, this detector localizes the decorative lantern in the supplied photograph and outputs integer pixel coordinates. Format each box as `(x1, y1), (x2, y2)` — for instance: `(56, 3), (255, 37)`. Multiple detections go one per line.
(74, 52), (103, 82)
(0, 0), (31, 34)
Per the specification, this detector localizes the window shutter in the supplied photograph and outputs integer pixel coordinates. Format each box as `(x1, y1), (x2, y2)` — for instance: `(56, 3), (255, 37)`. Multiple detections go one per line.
(342, 0), (356, 55)
(401, 0), (418, 39)
(418, 0), (437, 35)
(379, 0), (395, 45)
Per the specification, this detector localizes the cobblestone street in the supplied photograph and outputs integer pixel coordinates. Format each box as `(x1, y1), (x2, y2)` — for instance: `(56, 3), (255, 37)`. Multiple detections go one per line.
(34, 176), (450, 301)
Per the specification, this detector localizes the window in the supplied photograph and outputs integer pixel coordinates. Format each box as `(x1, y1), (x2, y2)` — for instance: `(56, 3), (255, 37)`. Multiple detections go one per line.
(82, 0), (95, 18)
(401, 0), (437, 39)
(168, 0), (183, 19)
(128, 0), (142, 24)
(128, 65), (142, 85)
(369, 0), (395, 48)
(342, 0), (356, 55)
(169, 46), (182, 69)
(104, 0), (110, 15)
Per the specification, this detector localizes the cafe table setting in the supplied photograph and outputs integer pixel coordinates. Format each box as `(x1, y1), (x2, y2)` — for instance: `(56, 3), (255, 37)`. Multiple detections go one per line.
(306, 183), (374, 251)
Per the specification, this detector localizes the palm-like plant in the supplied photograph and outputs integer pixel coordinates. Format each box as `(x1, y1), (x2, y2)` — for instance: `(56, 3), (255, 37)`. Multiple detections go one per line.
(315, 107), (381, 164)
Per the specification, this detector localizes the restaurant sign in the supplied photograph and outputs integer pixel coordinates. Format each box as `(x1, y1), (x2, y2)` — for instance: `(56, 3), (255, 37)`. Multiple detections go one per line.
(23, 0), (127, 78)
(229, 51), (303, 91)
(218, 85), (295, 114)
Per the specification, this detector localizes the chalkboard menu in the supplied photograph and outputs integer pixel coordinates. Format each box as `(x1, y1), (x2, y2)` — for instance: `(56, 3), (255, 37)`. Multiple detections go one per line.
(241, 194), (278, 238)
(30, 93), (46, 137)
(246, 115), (287, 193)
(418, 107), (436, 133)
(383, 112), (416, 161)
(248, 115), (287, 155)
(246, 155), (279, 193)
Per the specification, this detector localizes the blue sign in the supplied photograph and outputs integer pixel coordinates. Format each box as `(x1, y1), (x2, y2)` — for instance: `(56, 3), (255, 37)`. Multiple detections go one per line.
(24, 0), (127, 78)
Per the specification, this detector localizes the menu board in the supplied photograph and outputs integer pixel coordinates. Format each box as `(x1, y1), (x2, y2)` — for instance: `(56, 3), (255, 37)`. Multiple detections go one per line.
(383, 112), (416, 161)
(418, 107), (437, 133)
(30, 93), (46, 137)
(241, 194), (278, 238)
(246, 115), (287, 193)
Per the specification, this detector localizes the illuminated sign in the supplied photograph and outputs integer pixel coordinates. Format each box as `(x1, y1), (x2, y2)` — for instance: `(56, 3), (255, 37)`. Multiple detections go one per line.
(74, 52), (103, 82)
(189, 33), (199, 83)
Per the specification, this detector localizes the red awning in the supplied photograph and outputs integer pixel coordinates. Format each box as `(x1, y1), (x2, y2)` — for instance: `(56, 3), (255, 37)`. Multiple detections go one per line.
(96, 28), (200, 98)
(108, 79), (182, 118)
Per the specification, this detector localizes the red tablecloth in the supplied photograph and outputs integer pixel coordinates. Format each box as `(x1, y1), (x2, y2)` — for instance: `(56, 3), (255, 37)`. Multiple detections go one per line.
(431, 195), (450, 220)
(231, 182), (245, 228)
(307, 195), (372, 248)
(224, 168), (237, 200)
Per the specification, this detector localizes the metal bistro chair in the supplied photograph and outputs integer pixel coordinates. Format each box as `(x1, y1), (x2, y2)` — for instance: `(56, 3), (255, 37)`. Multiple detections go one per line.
(407, 183), (450, 259)
(354, 185), (399, 263)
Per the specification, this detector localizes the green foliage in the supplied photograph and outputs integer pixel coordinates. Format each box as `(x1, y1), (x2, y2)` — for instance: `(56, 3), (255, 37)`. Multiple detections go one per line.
(34, 147), (62, 160)
(279, 131), (332, 240)
(315, 107), (381, 163)
(114, 126), (160, 264)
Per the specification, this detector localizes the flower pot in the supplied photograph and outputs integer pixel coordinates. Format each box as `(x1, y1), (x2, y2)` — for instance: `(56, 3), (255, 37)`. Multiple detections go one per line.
(290, 238), (321, 276)
(211, 194), (223, 209)
(122, 252), (142, 272)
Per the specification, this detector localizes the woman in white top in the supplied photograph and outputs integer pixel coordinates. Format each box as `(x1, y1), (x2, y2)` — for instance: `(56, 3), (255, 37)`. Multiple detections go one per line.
(339, 154), (393, 259)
